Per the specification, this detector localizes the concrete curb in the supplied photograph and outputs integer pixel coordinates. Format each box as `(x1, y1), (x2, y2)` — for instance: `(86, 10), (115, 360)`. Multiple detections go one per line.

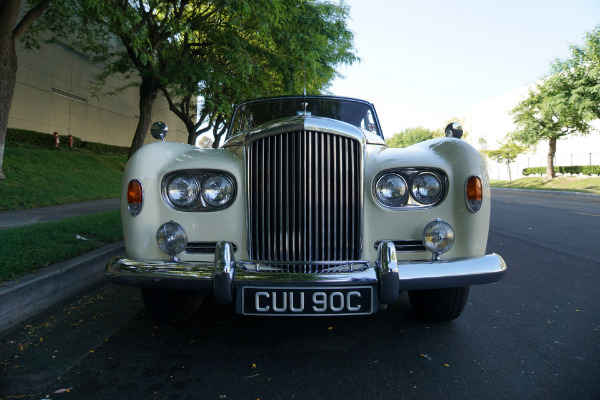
(491, 187), (600, 197)
(0, 241), (125, 337)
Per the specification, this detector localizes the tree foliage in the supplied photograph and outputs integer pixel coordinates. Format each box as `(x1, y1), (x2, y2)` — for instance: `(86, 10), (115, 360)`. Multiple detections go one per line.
(160, 0), (357, 147)
(511, 25), (600, 178)
(48, 0), (357, 153)
(485, 137), (528, 181)
(386, 127), (441, 148)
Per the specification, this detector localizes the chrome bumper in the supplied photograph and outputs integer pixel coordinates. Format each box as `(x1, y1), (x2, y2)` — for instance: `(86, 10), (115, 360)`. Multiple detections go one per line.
(106, 241), (506, 307)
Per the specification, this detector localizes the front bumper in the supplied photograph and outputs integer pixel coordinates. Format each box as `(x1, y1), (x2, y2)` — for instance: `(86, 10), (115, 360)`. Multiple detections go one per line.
(106, 241), (506, 308)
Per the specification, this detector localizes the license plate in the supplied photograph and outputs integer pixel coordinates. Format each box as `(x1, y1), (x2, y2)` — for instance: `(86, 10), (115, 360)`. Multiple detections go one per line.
(241, 286), (374, 316)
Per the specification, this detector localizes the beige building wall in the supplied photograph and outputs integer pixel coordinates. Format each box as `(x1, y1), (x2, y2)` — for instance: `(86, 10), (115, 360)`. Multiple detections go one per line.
(8, 38), (189, 148)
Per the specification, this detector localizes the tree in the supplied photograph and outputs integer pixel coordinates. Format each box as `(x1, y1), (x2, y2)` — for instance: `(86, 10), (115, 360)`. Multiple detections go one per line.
(511, 26), (599, 179)
(485, 137), (528, 181)
(387, 127), (441, 148)
(551, 25), (600, 121)
(160, 0), (357, 147)
(0, 0), (51, 180)
(70, 0), (213, 159)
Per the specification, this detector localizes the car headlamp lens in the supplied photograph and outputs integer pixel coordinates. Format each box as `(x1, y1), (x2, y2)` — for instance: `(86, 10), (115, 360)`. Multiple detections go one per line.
(202, 175), (234, 207)
(167, 175), (199, 207)
(156, 221), (187, 258)
(375, 173), (408, 208)
(422, 219), (455, 255)
(411, 172), (443, 205)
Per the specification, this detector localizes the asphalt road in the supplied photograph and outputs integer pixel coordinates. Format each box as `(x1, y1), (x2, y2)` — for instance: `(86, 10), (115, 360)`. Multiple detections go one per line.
(1, 189), (599, 399)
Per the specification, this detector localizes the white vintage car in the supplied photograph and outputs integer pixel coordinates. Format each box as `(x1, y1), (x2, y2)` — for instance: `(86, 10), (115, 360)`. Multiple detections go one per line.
(106, 95), (506, 322)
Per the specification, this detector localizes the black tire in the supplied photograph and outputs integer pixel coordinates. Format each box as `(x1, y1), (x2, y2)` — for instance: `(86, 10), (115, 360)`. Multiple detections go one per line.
(141, 288), (206, 323)
(408, 286), (470, 322)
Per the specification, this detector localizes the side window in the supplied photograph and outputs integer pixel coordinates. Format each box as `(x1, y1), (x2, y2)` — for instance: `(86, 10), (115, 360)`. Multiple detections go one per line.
(362, 110), (377, 133)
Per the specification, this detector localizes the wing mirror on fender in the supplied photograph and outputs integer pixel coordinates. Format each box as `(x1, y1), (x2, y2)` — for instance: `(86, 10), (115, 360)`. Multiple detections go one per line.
(151, 121), (168, 141)
(445, 122), (463, 139)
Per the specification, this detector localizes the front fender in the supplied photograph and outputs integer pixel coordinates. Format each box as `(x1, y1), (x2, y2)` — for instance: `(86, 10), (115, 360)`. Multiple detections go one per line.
(363, 138), (490, 261)
(121, 142), (246, 262)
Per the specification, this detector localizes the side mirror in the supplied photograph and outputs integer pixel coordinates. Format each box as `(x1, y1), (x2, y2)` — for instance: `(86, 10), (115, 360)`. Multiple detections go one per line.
(151, 121), (168, 141)
(444, 122), (463, 139)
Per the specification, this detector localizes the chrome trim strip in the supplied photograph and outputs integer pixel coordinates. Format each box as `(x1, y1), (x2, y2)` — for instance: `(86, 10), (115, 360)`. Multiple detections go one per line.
(235, 267), (378, 285)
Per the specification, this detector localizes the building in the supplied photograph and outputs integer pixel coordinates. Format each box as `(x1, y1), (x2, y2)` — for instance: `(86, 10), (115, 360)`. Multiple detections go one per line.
(466, 83), (600, 180)
(8, 36), (189, 148)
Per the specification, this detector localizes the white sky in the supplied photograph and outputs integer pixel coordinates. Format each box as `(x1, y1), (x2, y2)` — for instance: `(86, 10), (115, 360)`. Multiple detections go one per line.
(328, 0), (600, 137)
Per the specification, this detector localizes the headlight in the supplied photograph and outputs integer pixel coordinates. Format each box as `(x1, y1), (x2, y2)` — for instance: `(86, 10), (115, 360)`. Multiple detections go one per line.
(202, 174), (234, 207)
(375, 173), (408, 208)
(422, 219), (454, 260)
(167, 175), (199, 207)
(411, 172), (443, 205)
(156, 221), (187, 260)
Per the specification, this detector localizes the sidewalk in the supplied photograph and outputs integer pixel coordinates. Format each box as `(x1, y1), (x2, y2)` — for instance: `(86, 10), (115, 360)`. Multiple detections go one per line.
(0, 199), (124, 336)
(0, 198), (120, 230)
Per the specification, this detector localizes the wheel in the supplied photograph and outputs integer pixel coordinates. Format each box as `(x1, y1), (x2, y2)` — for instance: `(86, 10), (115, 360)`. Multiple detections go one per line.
(141, 288), (206, 323)
(408, 286), (470, 322)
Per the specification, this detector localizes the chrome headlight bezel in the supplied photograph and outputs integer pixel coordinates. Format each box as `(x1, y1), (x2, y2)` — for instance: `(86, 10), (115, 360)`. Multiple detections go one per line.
(202, 174), (235, 207)
(166, 175), (200, 208)
(162, 170), (237, 211)
(374, 173), (409, 208)
(372, 168), (447, 210)
(410, 172), (444, 205)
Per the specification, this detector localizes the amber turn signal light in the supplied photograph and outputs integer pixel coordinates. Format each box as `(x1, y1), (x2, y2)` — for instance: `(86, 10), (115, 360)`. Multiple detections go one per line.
(127, 179), (143, 216)
(466, 176), (482, 212)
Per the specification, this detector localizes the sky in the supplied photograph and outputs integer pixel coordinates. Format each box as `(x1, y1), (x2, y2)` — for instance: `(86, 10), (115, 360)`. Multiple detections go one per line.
(328, 0), (600, 136)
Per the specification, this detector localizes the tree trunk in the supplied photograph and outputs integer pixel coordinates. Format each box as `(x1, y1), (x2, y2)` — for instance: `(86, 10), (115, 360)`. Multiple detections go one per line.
(546, 137), (557, 179)
(128, 78), (158, 159)
(0, 35), (18, 180)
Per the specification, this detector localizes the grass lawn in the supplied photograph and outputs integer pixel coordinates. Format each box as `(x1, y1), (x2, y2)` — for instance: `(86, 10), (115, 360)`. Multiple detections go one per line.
(0, 146), (125, 212)
(491, 176), (600, 194)
(0, 145), (125, 282)
(0, 210), (122, 283)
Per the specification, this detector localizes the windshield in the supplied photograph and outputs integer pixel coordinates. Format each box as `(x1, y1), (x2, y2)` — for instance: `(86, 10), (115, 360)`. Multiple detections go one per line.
(229, 97), (381, 137)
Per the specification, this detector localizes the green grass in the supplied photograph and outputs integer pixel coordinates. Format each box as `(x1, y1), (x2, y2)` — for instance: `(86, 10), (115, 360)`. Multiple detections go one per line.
(491, 176), (600, 194)
(0, 210), (122, 283)
(0, 146), (125, 212)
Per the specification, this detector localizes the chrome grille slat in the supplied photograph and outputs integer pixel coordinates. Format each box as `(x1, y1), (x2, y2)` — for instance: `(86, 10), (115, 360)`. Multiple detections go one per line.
(248, 130), (362, 270)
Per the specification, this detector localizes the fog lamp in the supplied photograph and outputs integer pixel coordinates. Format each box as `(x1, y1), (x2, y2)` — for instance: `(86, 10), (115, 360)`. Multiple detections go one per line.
(422, 218), (455, 261)
(156, 221), (187, 261)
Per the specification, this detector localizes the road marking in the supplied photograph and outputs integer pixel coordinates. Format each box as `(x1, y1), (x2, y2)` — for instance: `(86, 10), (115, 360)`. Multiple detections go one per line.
(571, 212), (600, 218)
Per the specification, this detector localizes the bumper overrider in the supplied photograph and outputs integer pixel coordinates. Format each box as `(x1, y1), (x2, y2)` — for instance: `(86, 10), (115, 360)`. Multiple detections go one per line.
(106, 241), (506, 315)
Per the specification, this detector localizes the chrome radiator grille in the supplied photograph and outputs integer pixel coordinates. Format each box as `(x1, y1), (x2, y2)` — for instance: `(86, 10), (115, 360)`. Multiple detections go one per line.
(247, 130), (362, 266)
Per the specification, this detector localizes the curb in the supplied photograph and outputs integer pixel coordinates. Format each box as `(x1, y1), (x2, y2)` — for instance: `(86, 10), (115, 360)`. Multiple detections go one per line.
(491, 187), (600, 197)
(0, 241), (125, 337)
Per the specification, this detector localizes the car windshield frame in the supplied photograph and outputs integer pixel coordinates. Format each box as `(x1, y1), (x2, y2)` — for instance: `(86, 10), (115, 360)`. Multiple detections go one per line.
(227, 96), (383, 139)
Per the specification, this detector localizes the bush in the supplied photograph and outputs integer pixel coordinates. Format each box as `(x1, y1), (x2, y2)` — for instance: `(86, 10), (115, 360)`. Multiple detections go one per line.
(6, 128), (129, 155)
(523, 165), (600, 176)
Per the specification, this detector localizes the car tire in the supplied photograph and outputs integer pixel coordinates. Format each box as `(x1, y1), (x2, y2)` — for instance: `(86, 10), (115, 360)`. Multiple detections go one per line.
(141, 288), (206, 323)
(408, 286), (469, 322)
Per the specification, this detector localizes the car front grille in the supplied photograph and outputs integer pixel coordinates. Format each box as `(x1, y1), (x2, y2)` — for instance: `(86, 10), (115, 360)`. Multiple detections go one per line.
(247, 130), (362, 268)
